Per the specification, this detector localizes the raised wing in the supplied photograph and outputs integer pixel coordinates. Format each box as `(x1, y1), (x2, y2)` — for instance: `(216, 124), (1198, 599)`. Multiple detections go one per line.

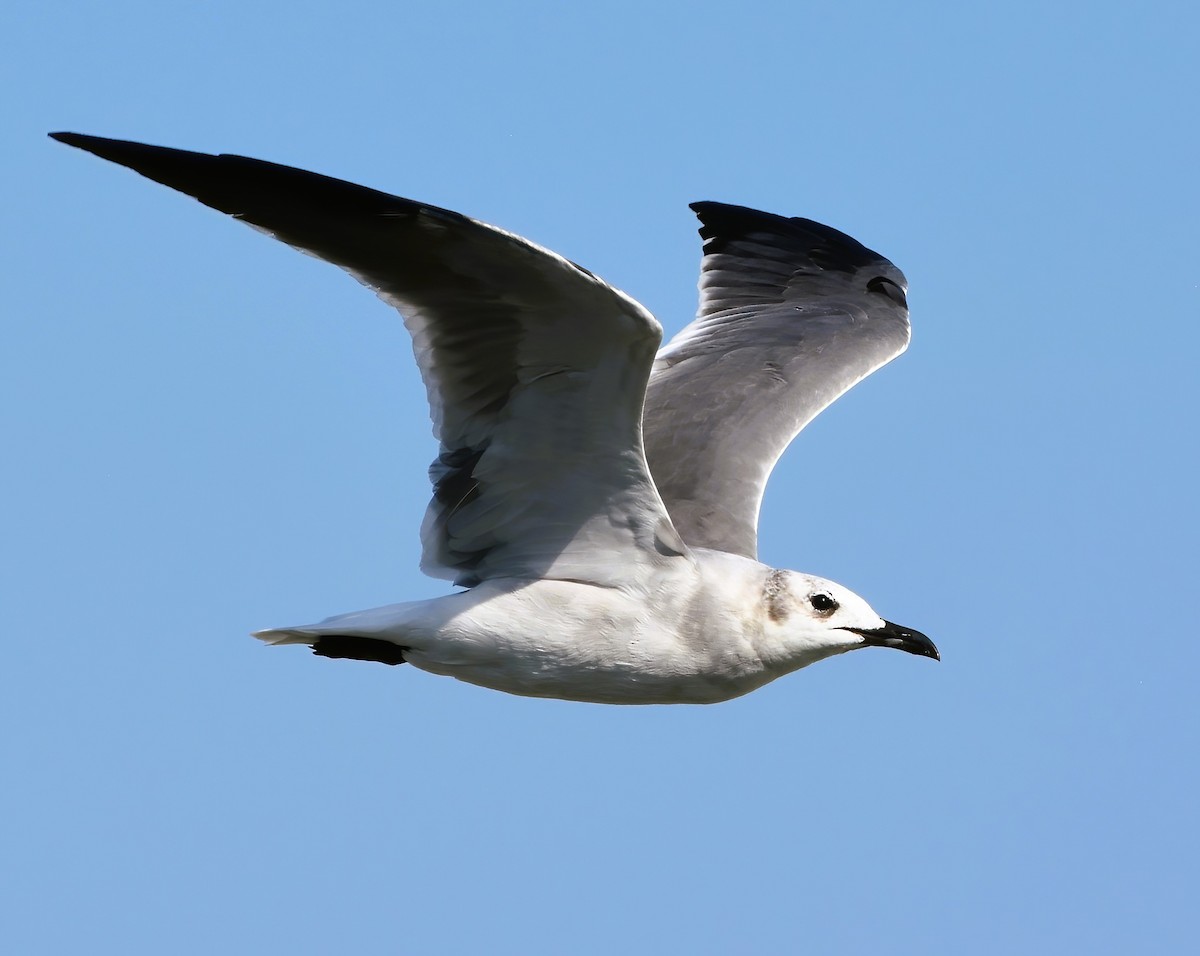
(643, 202), (911, 559)
(52, 132), (689, 587)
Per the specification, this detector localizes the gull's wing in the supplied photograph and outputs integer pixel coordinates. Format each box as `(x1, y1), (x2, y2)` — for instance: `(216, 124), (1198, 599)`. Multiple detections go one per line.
(643, 202), (911, 559)
(51, 132), (689, 587)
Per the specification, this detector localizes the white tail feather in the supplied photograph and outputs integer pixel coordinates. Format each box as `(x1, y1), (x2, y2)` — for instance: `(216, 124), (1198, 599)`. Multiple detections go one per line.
(252, 627), (320, 647)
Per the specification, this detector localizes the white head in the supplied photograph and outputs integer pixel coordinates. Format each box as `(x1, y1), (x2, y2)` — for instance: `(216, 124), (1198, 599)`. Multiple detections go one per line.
(758, 569), (939, 671)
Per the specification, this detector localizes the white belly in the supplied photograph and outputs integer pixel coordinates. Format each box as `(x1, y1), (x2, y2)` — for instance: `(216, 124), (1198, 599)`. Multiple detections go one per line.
(399, 575), (773, 705)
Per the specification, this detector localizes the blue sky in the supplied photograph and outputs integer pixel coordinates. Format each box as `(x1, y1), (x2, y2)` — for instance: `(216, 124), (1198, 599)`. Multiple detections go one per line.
(4, 1), (1197, 952)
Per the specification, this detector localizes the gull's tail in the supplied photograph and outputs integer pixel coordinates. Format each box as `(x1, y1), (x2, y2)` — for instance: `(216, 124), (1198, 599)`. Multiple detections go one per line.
(252, 626), (320, 647)
(253, 603), (421, 666)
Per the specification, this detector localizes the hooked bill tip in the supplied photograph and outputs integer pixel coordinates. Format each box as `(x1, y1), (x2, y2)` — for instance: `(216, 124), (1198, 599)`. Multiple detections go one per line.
(842, 621), (939, 661)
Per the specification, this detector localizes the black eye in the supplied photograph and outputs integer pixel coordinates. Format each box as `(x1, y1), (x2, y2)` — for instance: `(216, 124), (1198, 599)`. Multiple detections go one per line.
(867, 276), (907, 308)
(810, 593), (838, 613)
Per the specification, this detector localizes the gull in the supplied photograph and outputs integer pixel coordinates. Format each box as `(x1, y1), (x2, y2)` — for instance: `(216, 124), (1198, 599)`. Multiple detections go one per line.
(51, 132), (939, 705)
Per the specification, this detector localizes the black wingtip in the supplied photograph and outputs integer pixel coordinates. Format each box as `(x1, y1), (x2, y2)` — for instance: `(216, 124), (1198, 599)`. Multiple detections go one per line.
(45, 130), (434, 225)
(690, 200), (863, 249)
(50, 131), (111, 153)
(688, 200), (889, 276)
(47, 131), (269, 218)
(47, 131), (212, 188)
(49, 131), (124, 153)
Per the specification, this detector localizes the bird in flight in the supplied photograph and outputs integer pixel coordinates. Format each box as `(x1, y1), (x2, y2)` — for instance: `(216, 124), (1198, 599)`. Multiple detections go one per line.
(52, 132), (938, 704)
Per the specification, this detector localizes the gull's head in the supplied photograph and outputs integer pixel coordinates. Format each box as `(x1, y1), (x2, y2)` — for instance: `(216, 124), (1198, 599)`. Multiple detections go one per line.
(759, 569), (939, 669)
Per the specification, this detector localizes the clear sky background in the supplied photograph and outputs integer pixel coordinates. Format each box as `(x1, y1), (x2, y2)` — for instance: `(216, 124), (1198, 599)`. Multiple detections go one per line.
(4, 1), (1197, 953)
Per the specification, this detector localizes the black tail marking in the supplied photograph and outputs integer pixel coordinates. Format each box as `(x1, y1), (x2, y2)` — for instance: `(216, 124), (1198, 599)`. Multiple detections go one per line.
(312, 636), (409, 666)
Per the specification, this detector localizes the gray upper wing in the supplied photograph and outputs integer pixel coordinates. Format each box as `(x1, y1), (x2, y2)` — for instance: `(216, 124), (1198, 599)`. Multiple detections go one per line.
(52, 132), (689, 587)
(642, 202), (911, 559)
